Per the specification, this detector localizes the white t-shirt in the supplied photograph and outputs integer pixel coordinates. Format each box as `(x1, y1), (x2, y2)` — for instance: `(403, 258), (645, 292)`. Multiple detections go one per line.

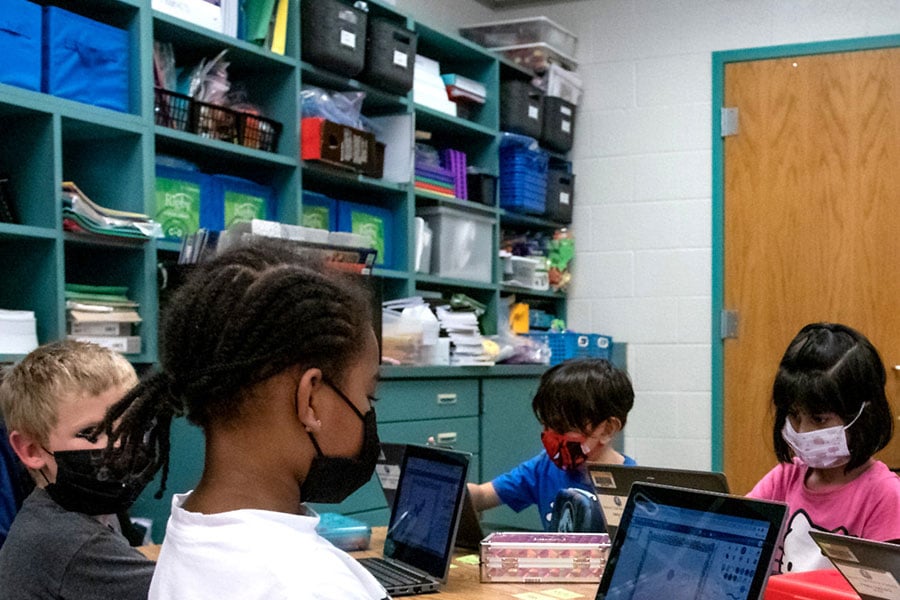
(149, 492), (389, 600)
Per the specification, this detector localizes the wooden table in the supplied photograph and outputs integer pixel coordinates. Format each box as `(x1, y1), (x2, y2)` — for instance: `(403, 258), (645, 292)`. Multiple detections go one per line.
(354, 527), (601, 600)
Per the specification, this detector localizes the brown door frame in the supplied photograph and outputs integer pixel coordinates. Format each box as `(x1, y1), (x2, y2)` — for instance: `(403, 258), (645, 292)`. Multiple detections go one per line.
(710, 34), (900, 472)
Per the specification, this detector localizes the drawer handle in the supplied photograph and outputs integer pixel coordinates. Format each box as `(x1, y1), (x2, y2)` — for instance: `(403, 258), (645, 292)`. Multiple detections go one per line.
(436, 393), (458, 405)
(435, 432), (457, 445)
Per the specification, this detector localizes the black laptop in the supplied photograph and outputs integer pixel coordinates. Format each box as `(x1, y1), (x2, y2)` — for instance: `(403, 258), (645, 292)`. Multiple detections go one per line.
(358, 444), (469, 596)
(810, 530), (900, 600)
(595, 482), (787, 600)
(587, 464), (730, 540)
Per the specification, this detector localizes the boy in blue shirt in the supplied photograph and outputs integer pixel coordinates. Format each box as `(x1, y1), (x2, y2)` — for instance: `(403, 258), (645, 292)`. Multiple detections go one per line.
(468, 357), (636, 530)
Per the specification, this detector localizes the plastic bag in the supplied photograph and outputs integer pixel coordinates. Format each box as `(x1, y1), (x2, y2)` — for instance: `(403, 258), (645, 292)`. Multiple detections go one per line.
(300, 86), (368, 130)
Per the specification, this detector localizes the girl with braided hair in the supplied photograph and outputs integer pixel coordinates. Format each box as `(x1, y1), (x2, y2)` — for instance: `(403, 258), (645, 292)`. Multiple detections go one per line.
(98, 238), (388, 599)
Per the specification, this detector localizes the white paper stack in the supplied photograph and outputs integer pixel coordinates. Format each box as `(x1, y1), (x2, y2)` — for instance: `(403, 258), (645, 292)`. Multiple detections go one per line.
(0, 309), (39, 355)
(152, 0), (222, 33)
(435, 305), (494, 367)
(414, 55), (457, 117)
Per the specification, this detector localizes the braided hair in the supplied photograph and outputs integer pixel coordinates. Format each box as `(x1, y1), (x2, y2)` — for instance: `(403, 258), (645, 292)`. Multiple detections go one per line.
(97, 237), (374, 496)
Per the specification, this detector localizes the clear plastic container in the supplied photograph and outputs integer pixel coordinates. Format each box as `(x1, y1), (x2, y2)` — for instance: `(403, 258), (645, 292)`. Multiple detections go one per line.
(493, 43), (577, 75)
(480, 531), (610, 583)
(459, 17), (577, 58)
(417, 206), (494, 283)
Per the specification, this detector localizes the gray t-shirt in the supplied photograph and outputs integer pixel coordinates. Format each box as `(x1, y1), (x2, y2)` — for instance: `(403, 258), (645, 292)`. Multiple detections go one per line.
(0, 487), (154, 599)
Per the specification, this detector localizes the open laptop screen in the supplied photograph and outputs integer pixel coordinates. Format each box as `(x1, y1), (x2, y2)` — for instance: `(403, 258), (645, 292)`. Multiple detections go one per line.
(596, 483), (786, 600)
(383, 445), (469, 581)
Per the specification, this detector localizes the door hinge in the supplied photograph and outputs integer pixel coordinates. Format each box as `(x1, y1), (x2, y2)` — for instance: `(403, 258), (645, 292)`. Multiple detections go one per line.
(721, 107), (739, 137)
(721, 309), (739, 339)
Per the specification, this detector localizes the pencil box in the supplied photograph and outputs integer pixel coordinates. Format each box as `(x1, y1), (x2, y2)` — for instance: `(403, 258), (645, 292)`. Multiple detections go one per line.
(316, 513), (371, 552)
(479, 531), (610, 583)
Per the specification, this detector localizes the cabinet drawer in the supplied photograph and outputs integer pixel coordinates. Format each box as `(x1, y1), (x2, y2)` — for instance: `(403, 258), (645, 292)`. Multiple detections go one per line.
(378, 416), (479, 455)
(376, 379), (479, 422)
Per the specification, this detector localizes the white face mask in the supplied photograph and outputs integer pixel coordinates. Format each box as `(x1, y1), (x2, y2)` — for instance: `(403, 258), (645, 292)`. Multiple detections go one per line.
(781, 403), (866, 469)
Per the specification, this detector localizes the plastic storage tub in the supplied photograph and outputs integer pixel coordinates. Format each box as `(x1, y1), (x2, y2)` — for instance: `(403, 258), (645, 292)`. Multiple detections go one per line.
(202, 174), (275, 231)
(155, 164), (206, 241)
(315, 512), (372, 552)
(359, 17), (417, 94)
(43, 6), (130, 112)
(493, 43), (577, 75)
(500, 80), (543, 138)
(480, 532), (610, 583)
(763, 569), (858, 600)
(338, 200), (393, 268)
(301, 191), (337, 231)
(301, 0), (368, 77)
(525, 332), (613, 366)
(0, 0), (42, 92)
(499, 133), (548, 215)
(417, 206), (494, 283)
(541, 96), (576, 153)
(459, 17), (577, 58)
(545, 168), (574, 224)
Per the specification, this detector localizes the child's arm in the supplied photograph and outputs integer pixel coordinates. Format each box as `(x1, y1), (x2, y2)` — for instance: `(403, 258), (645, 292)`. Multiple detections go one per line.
(467, 482), (502, 513)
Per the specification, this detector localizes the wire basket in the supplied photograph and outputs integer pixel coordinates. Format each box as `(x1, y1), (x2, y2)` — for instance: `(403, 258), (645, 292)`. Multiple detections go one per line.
(237, 112), (283, 152)
(191, 100), (239, 144)
(154, 88), (192, 131)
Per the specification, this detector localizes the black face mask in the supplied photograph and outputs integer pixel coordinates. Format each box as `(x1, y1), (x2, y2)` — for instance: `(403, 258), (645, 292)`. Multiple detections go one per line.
(300, 381), (380, 504)
(43, 447), (158, 516)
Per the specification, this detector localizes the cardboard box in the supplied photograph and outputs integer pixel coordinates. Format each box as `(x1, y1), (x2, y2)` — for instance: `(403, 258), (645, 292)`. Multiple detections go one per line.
(301, 118), (384, 177)
(480, 532), (610, 583)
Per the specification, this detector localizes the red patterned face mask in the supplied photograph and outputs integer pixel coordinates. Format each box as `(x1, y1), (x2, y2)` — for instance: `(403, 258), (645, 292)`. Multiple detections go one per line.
(541, 428), (591, 471)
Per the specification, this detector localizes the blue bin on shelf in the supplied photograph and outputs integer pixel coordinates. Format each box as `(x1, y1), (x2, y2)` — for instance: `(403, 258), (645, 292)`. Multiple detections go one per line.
(337, 200), (393, 268)
(499, 132), (548, 215)
(525, 332), (613, 366)
(302, 191), (338, 231)
(43, 7), (129, 112)
(202, 175), (276, 231)
(0, 0), (42, 92)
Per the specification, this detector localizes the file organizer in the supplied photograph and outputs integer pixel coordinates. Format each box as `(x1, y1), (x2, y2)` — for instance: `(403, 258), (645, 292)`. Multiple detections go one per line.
(43, 7), (129, 112)
(301, 191), (337, 231)
(499, 134), (548, 215)
(155, 165), (206, 241)
(338, 201), (393, 268)
(0, 0), (42, 92)
(202, 175), (275, 231)
(301, 0), (368, 77)
(360, 17), (418, 95)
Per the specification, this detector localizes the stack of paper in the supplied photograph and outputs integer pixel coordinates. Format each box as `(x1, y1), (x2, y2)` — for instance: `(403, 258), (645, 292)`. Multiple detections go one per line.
(414, 55), (457, 117)
(0, 309), (38, 355)
(152, 0), (222, 33)
(62, 182), (161, 241)
(435, 305), (494, 367)
(65, 284), (142, 355)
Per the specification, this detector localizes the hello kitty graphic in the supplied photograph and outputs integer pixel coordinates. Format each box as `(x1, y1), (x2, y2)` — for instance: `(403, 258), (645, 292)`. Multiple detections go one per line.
(778, 509), (848, 573)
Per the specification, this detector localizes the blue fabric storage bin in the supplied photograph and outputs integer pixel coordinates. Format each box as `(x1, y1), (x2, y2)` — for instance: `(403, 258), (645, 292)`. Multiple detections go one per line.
(338, 200), (393, 268)
(202, 175), (275, 231)
(43, 7), (129, 112)
(0, 0), (42, 91)
(302, 191), (337, 231)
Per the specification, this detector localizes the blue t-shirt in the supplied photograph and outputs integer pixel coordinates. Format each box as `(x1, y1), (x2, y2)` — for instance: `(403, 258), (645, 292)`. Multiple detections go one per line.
(492, 451), (637, 530)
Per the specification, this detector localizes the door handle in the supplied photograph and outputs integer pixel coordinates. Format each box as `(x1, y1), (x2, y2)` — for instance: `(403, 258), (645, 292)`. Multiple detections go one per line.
(436, 393), (458, 405)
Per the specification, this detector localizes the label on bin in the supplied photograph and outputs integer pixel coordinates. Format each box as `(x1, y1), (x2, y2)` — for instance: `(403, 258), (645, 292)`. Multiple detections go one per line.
(340, 29), (356, 49)
(560, 192), (570, 206)
(528, 105), (539, 120)
(561, 119), (571, 133)
(561, 105), (573, 116)
(393, 50), (408, 68)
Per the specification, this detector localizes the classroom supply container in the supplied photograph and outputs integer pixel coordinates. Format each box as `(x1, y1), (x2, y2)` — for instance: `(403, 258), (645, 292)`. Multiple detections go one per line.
(541, 96), (576, 153)
(545, 168), (574, 224)
(493, 43), (577, 75)
(525, 331), (613, 366)
(154, 88), (193, 132)
(500, 80), (543, 139)
(43, 7), (130, 112)
(459, 17), (578, 58)
(0, 0), (42, 91)
(202, 174), (275, 232)
(763, 569), (858, 600)
(479, 532), (610, 583)
(499, 133), (548, 215)
(466, 171), (497, 206)
(301, 191), (337, 231)
(155, 164), (206, 241)
(301, 0), (368, 77)
(360, 17), (418, 95)
(417, 206), (493, 283)
(338, 200), (393, 268)
(315, 513), (372, 552)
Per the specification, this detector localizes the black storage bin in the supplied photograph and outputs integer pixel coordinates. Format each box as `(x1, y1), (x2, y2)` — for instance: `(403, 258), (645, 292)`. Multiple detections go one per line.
(540, 96), (576, 153)
(467, 171), (497, 206)
(359, 18), (417, 94)
(545, 168), (574, 223)
(301, 0), (368, 77)
(500, 80), (543, 138)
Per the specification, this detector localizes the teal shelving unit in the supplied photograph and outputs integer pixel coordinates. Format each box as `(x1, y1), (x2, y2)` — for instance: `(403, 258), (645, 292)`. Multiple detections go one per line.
(1, 0), (579, 540)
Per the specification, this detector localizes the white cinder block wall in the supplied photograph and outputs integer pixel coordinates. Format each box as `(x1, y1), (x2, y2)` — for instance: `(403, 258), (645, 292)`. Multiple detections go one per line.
(397, 0), (900, 470)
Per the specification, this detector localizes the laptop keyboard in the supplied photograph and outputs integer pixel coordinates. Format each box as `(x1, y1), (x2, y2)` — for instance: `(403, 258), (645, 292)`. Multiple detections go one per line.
(358, 557), (428, 588)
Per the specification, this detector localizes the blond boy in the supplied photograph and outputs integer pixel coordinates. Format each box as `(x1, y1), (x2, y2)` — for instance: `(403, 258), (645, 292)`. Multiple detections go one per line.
(0, 340), (154, 600)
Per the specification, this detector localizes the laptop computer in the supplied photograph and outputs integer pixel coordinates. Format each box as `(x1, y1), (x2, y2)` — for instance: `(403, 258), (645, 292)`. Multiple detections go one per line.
(358, 443), (470, 596)
(374, 442), (486, 550)
(809, 530), (900, 600)
(587, 464), (730, 540)
(595, 482), (787, 600)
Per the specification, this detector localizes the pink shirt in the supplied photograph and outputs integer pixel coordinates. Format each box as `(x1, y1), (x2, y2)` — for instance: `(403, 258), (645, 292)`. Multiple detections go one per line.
(748, 458), (900, 573)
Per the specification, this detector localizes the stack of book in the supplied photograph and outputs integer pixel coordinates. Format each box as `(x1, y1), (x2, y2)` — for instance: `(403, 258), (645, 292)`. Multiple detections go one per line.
(65, 284), (142, 355)
(62, 182), (161, 242)
(413, 55), (457, 117)
(415, 162), (456, 198)
(435, 305), (494, 367)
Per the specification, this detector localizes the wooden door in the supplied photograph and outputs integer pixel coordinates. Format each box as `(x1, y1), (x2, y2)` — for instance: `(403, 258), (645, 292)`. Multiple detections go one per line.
(723, 46), (900, 495)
